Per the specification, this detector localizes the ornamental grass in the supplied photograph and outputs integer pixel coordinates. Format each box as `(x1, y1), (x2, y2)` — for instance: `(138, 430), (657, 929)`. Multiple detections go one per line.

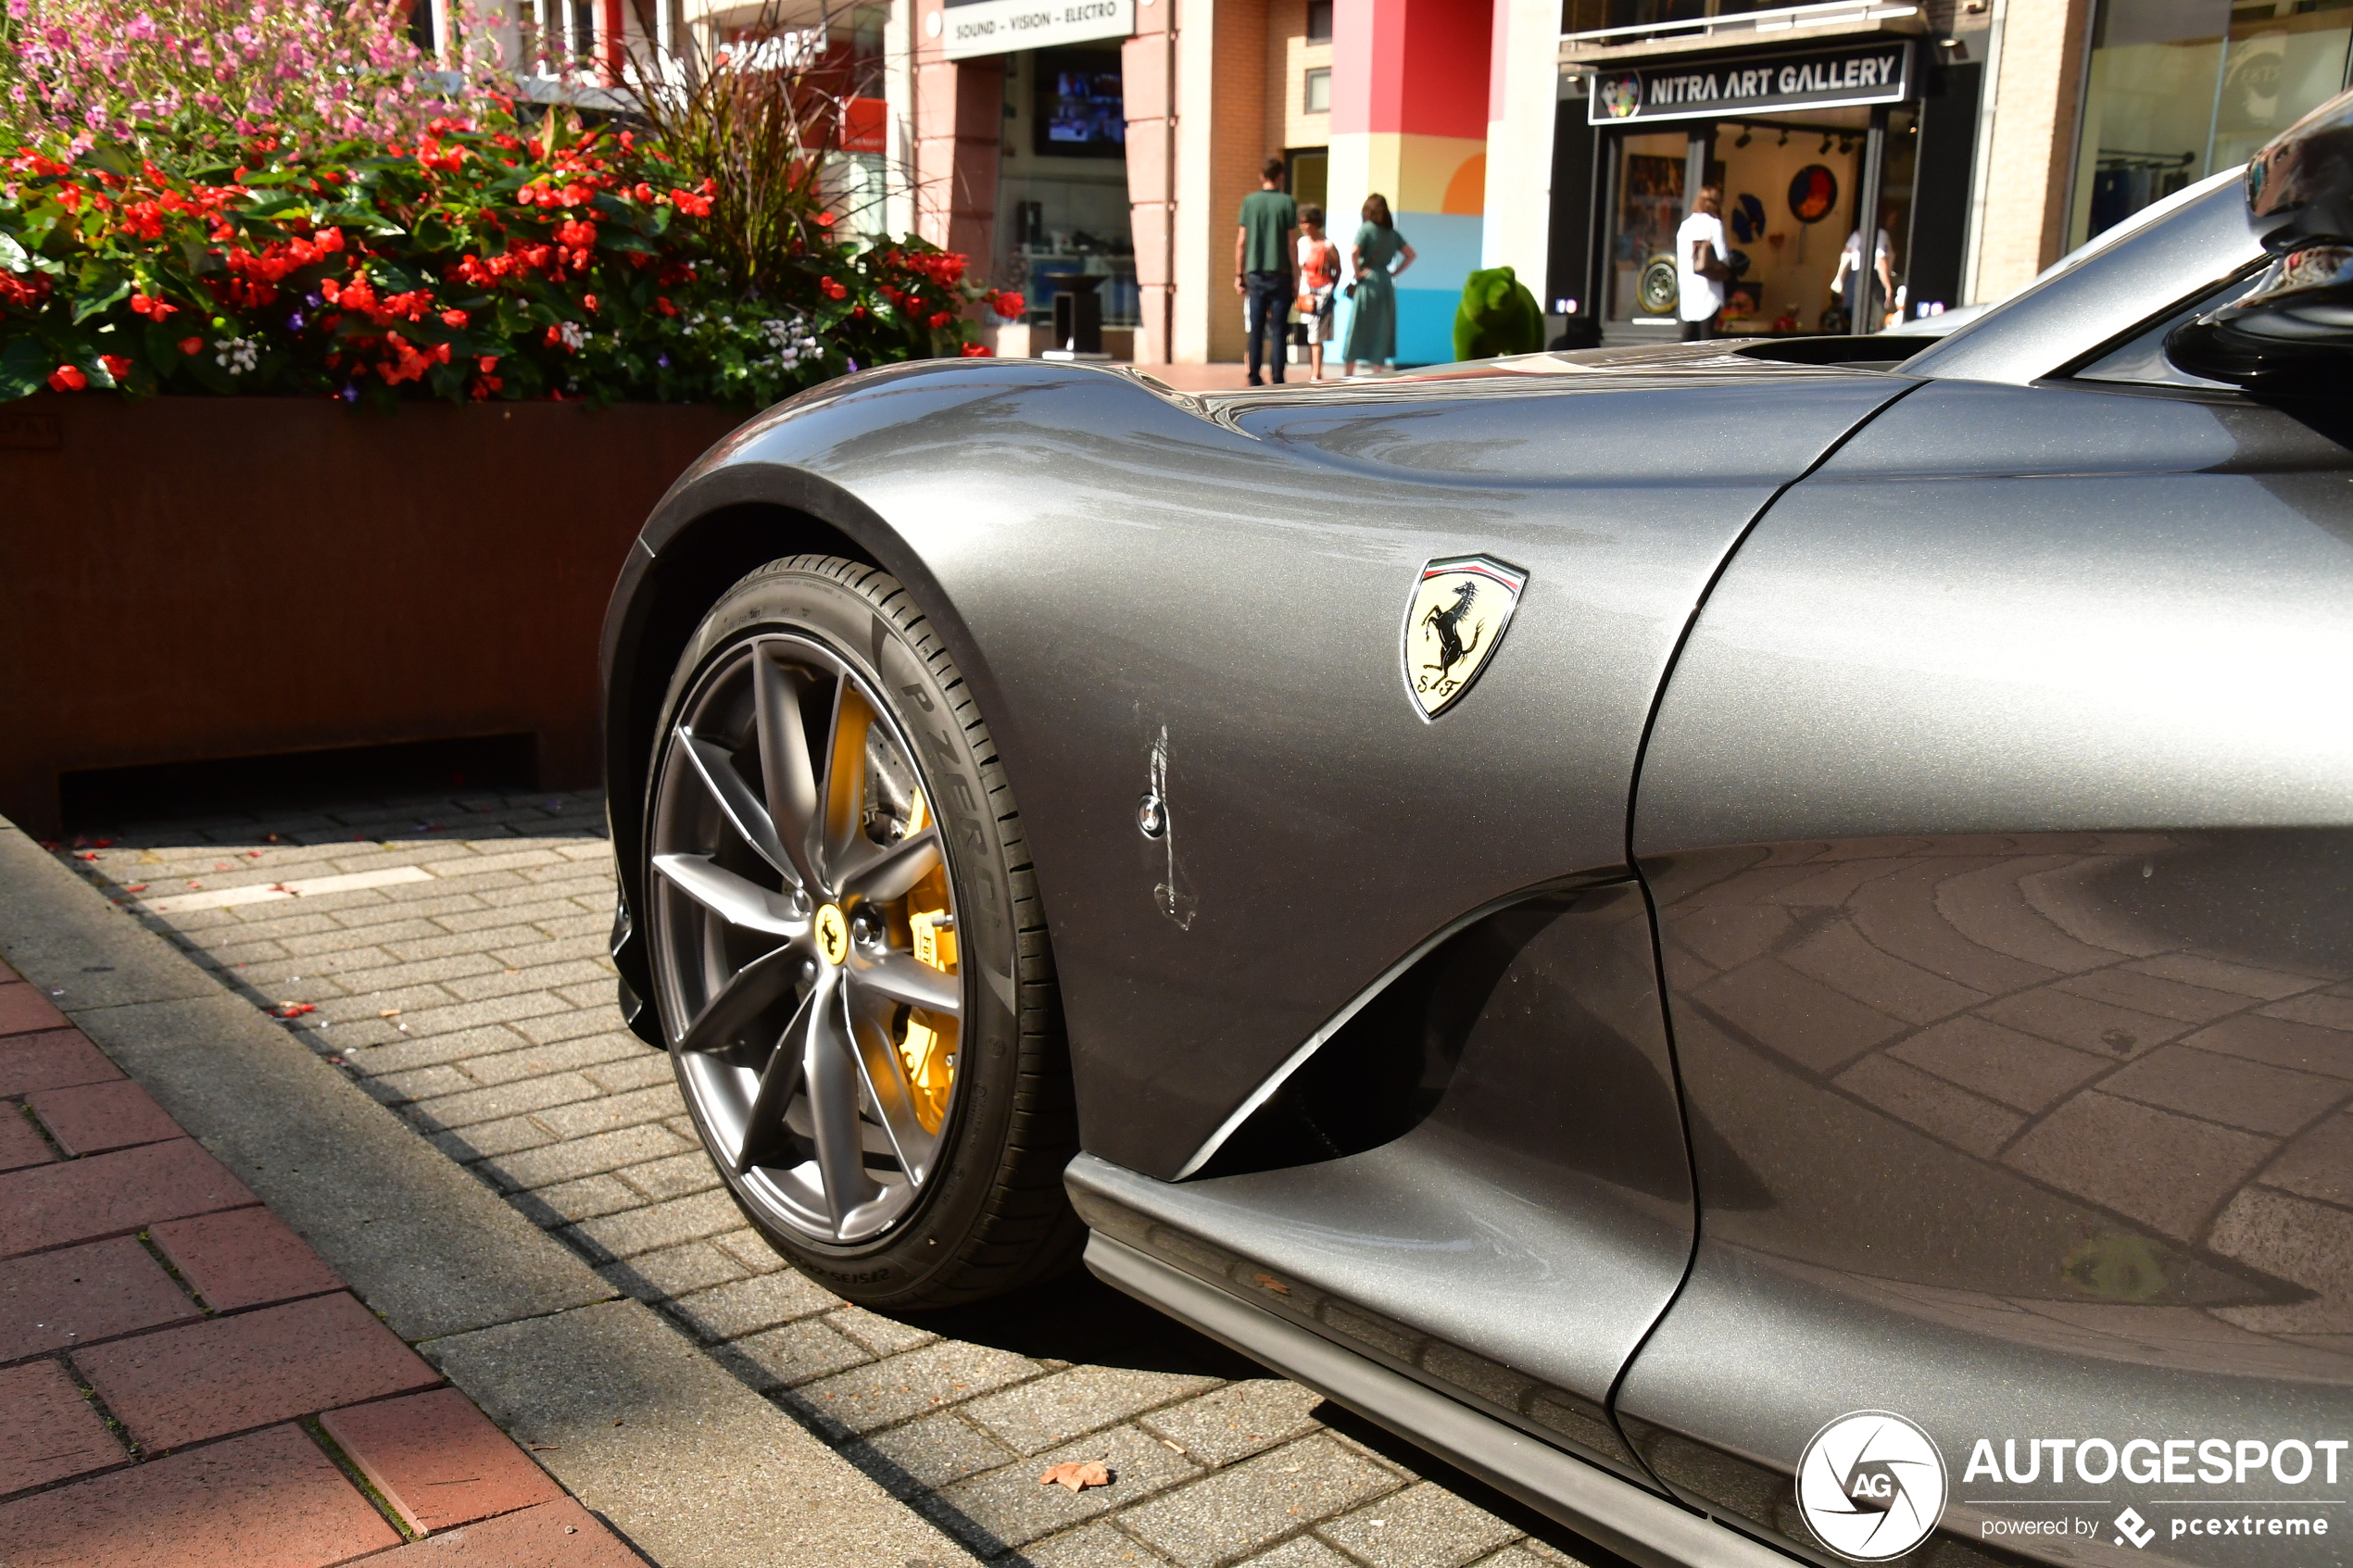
(0, 0), (1025, 407)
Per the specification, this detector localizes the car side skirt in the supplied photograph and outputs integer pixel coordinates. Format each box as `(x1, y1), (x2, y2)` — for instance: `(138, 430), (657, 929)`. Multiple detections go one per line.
(1084, 1233), (1797, 1568)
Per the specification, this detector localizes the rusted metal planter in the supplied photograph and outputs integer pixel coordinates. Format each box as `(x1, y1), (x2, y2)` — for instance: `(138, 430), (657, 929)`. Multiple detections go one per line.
(0, 393), (744, 836)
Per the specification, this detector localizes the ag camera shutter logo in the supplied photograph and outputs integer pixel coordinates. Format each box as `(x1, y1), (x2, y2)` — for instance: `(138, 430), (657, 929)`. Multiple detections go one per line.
(1797, 1411), (1949, 1561)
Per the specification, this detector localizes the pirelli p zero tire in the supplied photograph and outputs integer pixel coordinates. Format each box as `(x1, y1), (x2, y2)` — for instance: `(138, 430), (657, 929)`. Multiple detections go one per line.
(642, 554), (1082, 1310)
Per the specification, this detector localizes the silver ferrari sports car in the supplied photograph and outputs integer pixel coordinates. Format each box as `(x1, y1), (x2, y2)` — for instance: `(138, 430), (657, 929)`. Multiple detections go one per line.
(599, 94), (2353, 1568)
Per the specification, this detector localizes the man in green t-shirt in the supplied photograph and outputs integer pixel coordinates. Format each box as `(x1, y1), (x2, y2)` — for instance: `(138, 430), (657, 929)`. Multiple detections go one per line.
(1234, 158), (1298, 385)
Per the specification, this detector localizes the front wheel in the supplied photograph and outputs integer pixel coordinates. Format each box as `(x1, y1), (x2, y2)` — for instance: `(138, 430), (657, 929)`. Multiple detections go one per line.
(642, 554), (1080, 1309)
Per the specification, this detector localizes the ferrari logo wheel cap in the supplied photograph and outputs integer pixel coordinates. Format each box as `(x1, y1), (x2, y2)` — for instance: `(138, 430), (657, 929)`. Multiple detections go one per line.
(814, 904), (849, 966)
(1403, 555), (1527, 720)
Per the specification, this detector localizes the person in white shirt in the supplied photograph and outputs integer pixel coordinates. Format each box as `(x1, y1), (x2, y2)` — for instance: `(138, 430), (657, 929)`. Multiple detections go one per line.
(1831, 220), (1894, 332)
(1675, 184), (1730, 342)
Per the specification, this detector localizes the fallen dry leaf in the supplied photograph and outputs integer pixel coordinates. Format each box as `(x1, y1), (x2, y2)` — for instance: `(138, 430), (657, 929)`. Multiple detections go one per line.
(1252, 1273), (1291, 1297)
(1039, 1461), (1111, 1493)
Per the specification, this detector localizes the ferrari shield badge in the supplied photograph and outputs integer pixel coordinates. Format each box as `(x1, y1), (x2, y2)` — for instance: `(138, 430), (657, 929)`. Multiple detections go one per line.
(1403, 555), (1527, 720)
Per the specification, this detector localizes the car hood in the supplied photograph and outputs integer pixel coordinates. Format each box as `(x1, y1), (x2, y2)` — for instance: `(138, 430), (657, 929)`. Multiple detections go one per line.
(1184, 344), (1908, 487)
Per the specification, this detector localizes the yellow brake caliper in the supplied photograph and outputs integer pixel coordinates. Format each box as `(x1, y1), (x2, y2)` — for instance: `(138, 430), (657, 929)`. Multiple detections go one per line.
(897, 789), (958, 1135)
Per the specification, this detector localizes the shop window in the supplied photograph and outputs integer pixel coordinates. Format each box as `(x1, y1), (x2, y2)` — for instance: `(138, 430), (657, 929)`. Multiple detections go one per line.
(1005, 47), (1140, 332)
(1304, 67), (1332, 114)
(2070, 0), (2353, 246)
(1307, 0), (1333, 41)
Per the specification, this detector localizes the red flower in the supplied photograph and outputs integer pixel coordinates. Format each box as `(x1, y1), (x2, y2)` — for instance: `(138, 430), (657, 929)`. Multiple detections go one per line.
(99, 355), (132, 380)
(655, 295), (676, 317)
(178, 336), (204, 356)
(582, 294), (598, 312)
(477, 355), (499, 372)
(815, 211), (836, 227)
(928, 311), (951, 329)
(442, 308), (469, 327)
(992, 290), (1026, 319)
(554, 219), (598, 249)
(819, 277), (848, 300)
(0, 272), (55, 309)
(960, 343), (993, 358)
(47, 364), (86, 392)
(634, 182), (655, 203)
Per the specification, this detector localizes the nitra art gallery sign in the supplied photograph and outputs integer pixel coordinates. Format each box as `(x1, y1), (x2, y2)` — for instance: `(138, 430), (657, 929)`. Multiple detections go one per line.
(1587, 39), (1912, 123)
(939, 0), (1133, 59)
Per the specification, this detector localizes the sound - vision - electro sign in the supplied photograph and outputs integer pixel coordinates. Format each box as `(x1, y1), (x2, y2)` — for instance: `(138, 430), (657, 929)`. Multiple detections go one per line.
(941, 0), (1133, 59)
(1587, 39), (1912, 123)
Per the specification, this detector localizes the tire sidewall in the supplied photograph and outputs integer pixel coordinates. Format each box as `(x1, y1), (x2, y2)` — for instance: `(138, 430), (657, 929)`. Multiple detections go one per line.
(647, 558), (1024, 1305)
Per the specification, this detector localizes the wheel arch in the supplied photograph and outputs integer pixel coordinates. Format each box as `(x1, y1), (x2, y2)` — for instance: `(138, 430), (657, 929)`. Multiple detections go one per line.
(598, 460), (1025, 1036)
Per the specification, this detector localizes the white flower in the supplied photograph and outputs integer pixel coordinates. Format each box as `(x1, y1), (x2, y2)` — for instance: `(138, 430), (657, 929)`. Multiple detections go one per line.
(555, 321), (586, 353)
(757, 314), (822, 371)
(213, 337), (258, 375)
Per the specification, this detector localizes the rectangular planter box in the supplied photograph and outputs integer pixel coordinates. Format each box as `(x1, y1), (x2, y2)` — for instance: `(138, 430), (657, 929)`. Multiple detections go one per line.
(0, 394), (745, 836)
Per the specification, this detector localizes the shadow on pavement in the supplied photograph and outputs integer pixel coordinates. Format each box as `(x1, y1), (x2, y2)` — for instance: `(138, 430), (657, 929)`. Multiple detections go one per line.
(912, 1264), (1264, 1381)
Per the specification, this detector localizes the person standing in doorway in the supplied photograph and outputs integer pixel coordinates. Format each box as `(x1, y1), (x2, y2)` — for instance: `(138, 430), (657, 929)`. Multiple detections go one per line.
(1295, 204), (1341, 382)
(1831, 211), (1895, 332)
(1675, 183), (1730, 342)
(1235, 157), (1299, 386)
(1341, 194), (1416, 376)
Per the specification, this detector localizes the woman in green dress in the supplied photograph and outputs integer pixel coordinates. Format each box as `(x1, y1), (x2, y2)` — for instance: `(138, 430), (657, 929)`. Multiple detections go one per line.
(1342, 194), (1417, 376)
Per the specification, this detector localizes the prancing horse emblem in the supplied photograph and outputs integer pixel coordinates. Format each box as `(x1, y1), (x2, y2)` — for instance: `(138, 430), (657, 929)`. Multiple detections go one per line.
(1402, 555), (1527, 720)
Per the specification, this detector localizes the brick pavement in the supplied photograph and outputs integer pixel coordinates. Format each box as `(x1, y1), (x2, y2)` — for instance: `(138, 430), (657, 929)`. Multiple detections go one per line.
(0, 958), (642, 1567)
(47, 791), (1594, 1568)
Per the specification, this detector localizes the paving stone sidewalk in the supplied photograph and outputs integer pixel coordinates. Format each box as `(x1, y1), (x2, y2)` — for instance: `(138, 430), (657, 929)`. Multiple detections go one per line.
(0, 958), (642, 1567)
(47, 789), (1599, 1568)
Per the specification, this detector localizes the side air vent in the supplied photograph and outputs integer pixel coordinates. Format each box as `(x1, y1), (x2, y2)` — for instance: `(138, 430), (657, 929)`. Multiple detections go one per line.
(1191, 881), (1687, 1200)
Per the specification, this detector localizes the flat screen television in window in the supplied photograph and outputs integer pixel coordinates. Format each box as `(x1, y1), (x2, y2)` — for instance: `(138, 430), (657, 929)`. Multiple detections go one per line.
(1036, 51), (1126, 159)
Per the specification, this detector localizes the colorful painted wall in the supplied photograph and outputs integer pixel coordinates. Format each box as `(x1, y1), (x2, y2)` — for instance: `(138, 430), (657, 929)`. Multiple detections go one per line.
(1327, 0), (1492, 364)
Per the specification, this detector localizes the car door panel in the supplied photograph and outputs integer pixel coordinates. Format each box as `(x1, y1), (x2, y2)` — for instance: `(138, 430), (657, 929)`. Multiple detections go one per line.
(1619, 380), (2353, 1564)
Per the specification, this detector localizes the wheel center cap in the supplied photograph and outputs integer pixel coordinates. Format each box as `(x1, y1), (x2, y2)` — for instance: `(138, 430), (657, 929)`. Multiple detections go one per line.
(813, 903), (850, 967)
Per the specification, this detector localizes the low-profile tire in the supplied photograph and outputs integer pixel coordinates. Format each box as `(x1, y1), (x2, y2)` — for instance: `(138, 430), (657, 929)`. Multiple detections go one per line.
(641, 553), (1082, 1310)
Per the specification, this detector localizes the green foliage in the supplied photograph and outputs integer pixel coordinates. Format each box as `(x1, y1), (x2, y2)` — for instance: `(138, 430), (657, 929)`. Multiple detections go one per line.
(1453, 264), (1545, 362)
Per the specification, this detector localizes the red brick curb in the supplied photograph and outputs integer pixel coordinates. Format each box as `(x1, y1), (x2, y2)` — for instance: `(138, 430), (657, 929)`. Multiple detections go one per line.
(0, 960), (646, 1567)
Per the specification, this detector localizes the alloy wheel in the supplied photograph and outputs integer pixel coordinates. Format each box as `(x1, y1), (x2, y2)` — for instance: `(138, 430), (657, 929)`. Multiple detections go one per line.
(648, 632), (963, 1245)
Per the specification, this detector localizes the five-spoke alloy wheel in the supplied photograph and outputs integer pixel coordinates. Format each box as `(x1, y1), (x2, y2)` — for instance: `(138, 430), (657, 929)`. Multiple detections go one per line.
(645, 556), (1079, 1306)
